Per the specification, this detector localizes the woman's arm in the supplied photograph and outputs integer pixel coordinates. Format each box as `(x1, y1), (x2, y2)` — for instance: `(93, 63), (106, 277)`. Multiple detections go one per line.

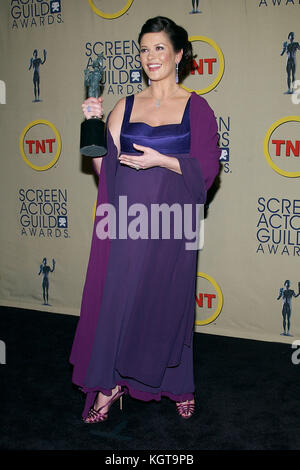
(158, 155), (182, 174)
(119, 143), (182, 174)
(92, 156), (103, 176)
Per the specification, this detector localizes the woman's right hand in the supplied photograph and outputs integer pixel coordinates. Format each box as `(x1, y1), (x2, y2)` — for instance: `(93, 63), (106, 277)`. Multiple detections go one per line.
(82, 97), (104, 120)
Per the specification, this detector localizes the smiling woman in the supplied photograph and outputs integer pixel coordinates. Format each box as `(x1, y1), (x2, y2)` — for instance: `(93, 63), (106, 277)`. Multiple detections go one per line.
(140, 33), (181, 85)
(70, 16), (221, 424)
(138, 16), (193, 82)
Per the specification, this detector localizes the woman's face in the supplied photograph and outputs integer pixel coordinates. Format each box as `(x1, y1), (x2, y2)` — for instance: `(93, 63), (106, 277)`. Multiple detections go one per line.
(139, 31), (183, 83)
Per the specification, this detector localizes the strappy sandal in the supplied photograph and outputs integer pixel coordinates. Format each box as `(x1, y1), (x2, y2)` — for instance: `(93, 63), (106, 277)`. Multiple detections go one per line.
(176, 399), (195, 419)
(84, 386), (124, 424)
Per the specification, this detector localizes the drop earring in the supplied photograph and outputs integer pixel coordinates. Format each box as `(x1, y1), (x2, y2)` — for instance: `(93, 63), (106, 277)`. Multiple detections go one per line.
(148, 77), (151, 86)
(176, 63), (179, 84)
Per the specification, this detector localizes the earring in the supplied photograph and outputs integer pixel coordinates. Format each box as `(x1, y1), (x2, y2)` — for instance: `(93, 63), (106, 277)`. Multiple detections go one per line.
(176, 63), (179, 84)
(148, 77), (151, 86)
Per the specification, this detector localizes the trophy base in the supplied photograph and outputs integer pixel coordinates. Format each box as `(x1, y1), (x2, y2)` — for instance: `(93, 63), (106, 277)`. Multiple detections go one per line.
(80, 118), (107, 157)
(80, 144), (107, 157)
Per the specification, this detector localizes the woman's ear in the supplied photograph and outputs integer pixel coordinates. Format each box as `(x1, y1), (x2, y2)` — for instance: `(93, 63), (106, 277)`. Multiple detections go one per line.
(176, 48), (184, 64)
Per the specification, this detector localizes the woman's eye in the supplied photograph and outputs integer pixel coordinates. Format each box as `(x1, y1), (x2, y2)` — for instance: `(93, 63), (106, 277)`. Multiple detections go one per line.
(156, 46), (164, 51)
(140, 48), (147, 53)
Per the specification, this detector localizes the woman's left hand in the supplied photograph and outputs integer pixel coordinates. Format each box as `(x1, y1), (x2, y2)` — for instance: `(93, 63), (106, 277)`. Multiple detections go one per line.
(118, 143), (163, 170)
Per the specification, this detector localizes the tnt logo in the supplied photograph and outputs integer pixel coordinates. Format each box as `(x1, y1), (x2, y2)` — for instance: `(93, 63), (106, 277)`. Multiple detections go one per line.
(88, 0), (134, 19)
(130, 70), (142, 83)
(19, 120), (61, 171)
(25, 139), (56, 154)
(191, 58), (217, 75)
(264, 117), (300, 178)
(181, 35), (224, 95)
(195, 292), (216, 309)
(50, 0), (61, 13)
(271, 140), (299, 157)
(195, 272), (223, 326)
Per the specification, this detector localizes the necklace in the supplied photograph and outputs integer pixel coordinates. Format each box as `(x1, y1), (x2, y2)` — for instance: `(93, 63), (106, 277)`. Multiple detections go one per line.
(152, 87), (179, 108)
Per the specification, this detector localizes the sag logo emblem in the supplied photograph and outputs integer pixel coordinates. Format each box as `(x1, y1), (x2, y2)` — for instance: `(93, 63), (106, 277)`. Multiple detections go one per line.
(88, 0), (134, 19)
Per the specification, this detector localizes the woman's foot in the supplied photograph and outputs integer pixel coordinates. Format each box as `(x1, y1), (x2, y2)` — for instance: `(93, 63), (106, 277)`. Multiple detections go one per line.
(94, 385), (119, 414)
(84, 385), (124, 424)
(176, 398), (195, 419)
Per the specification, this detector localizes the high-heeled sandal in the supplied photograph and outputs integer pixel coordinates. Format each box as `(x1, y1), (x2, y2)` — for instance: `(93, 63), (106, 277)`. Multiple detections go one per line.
(176, 399), (195, 419)
(84, 386), (124, 424)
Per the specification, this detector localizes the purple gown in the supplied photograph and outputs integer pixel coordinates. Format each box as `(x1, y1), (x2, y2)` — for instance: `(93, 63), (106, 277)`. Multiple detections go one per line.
(70, 92), (221, 419)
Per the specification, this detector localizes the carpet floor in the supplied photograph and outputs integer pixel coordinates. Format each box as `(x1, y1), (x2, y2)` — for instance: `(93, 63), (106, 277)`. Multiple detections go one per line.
(1, 305), (300, 451)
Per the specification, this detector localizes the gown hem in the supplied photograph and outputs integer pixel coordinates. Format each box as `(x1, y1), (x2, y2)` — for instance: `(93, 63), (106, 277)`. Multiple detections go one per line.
(79, 380), (195, 404)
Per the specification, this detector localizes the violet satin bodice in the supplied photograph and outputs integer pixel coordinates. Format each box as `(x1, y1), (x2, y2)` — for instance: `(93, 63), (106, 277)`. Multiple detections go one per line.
(120, 94), (191, 156)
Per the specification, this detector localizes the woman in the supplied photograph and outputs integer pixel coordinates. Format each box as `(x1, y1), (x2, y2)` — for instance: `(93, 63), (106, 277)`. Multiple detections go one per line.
(70, 16), (221, 423)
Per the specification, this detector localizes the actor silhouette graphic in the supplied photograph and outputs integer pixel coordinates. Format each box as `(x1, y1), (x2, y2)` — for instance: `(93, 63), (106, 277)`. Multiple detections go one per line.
(280, 32), (300, 94)
(190, 0), (202, 14)
(38, 258), (55, 306)
(29, 49), (47, 102)
(277, 280), (300, 336)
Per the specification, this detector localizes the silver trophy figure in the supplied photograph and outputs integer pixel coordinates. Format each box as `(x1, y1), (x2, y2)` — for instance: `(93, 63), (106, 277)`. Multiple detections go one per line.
(80, 53), (107, 157)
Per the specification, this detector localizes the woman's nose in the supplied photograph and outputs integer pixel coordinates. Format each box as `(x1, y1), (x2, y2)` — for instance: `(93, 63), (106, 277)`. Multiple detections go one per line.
(147, 48), (156, 60)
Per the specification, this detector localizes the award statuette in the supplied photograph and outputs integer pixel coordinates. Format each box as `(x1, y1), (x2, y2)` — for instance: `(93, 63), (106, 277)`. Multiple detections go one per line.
(80, 52), (107, 157)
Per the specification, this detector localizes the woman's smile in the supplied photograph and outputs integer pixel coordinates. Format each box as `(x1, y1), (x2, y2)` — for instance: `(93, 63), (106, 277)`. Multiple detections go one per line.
(147, 63), (162, 72)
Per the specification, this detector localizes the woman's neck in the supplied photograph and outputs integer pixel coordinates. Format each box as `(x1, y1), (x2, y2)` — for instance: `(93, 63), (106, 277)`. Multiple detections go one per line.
(148, 80), (179, 107)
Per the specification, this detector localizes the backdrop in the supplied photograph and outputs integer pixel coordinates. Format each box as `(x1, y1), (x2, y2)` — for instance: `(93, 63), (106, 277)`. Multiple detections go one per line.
(1, 0), (299, 345)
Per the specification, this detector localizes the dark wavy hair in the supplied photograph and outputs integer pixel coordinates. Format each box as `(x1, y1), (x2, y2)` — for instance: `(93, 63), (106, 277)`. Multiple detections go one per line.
(138, 16), (193, 82)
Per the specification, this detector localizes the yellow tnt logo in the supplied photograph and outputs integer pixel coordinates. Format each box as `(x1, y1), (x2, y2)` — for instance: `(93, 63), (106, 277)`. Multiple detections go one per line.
(195, 272), (223, 325)
(264, 116), (300, 178)
(181, 36), (224, 95)
(88, 0), (134, 19)
(19, 119), (61, 171)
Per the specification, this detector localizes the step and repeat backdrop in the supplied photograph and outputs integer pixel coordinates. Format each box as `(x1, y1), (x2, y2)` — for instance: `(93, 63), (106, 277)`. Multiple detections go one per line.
(0, 0), (299, 344)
